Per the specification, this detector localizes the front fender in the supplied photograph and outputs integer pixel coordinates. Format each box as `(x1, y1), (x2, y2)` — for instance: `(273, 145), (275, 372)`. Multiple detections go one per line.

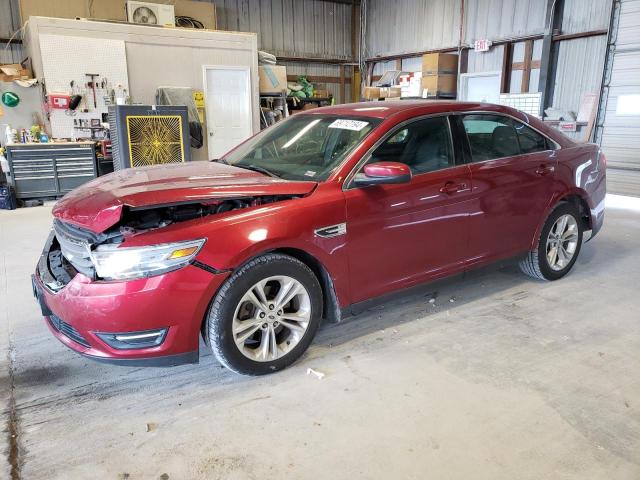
(120, 185), (351, 306)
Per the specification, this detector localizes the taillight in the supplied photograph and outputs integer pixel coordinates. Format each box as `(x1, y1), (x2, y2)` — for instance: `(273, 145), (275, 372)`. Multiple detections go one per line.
(598, 151), (607, 170)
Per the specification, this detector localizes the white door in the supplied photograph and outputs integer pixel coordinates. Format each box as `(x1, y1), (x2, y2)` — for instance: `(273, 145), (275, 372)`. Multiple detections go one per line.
(203, 66), (253, 159)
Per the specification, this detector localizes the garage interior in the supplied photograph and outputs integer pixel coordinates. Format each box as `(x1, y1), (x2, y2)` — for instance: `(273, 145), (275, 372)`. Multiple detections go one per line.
(1, 0), (639, 479)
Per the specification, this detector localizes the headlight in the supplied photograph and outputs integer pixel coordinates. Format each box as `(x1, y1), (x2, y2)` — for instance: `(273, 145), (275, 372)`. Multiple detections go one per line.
(90, 239), (206, 280)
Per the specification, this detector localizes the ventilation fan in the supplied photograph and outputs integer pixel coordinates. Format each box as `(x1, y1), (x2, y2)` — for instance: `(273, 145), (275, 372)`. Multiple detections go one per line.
(132, 6), (157, 24)
(126, 2), (175, 27)
(108, 105), (191, 170)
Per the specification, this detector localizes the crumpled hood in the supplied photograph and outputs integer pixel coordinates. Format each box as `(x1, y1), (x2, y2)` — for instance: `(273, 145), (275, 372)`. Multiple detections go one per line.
(52, 162), (317, 233)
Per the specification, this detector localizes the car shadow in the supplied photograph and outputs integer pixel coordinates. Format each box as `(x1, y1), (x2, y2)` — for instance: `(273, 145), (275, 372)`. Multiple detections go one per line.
(313, 258), (532, 349)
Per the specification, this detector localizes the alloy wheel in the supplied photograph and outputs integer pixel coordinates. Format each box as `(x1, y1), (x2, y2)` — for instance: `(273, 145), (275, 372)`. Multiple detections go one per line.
(232, 275), (311, 362)
(545, 213), (579, 271)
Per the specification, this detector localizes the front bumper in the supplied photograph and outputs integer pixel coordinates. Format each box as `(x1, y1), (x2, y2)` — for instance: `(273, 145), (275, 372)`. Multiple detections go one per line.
(33, 233), (229, 366)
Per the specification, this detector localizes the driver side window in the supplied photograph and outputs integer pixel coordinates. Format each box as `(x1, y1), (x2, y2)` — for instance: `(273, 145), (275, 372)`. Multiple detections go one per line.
(370, 116), (454, 174)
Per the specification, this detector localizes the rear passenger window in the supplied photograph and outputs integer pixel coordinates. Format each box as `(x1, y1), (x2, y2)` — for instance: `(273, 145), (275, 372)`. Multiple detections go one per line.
(462, 115), (520, 161)
(462, 114), (551, 162)
(370, 117), (454, 174)
(512, 120), (550, 154)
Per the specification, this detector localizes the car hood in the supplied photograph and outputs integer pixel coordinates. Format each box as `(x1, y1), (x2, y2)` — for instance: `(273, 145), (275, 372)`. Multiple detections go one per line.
(52, 162), (317, 233)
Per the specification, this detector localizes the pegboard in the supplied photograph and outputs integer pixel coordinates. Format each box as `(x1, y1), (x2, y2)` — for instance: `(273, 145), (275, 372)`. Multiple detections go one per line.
(38, 34), (130, 139)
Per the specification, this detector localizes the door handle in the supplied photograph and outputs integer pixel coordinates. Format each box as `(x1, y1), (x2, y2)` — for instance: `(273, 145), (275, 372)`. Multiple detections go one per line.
(439, 181), (467, 194)
(536, 164), (555, 175)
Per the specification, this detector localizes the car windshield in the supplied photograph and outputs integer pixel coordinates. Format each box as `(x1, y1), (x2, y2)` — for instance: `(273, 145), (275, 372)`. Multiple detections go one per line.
(222, 115), (380, 181)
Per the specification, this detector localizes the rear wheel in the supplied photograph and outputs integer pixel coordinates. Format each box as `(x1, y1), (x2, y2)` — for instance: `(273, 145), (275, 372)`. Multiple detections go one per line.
(520, 203), (584, 281)
(206, 253), (323, 375)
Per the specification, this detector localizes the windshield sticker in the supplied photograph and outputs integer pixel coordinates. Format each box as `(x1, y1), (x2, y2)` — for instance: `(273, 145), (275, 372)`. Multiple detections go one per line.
(328, 119), (369, 131)
(304, 170), (317, 177)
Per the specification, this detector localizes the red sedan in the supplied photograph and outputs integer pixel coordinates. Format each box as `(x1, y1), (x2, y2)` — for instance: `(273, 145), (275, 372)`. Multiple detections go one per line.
(32, 101), (606, 375)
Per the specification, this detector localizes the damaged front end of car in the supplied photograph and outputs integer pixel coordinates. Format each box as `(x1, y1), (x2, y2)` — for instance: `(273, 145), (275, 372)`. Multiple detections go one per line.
(47, 194), (301, 287)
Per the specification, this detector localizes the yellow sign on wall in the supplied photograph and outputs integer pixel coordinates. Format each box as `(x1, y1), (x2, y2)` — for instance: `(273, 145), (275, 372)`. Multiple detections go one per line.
(193, 90), (205, 123)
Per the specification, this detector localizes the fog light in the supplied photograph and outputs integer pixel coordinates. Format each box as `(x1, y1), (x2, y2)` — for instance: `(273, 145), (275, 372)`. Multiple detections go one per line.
(96, 328), (168, 350)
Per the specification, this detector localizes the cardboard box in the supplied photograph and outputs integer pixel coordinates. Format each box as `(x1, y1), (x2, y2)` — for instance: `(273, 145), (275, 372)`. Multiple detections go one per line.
(363, 86), (381, 100)
(362, 86), (401, 100)
(259, 65), (287, 93)
(382, 87), (402, 98)
(19, 0), (86, 23)
(421, 74), (457, 97)
(0, 64), (32, 82)
(421, 53), (458, 75)
(19, 0), (217, 29)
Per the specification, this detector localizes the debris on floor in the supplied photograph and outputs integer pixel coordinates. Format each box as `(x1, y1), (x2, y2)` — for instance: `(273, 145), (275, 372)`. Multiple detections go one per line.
(306, 368), (325, 380)
(146, 422), (158, 432)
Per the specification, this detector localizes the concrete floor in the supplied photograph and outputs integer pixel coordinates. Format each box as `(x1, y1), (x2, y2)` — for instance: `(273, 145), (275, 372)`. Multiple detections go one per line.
(1, 198), (639, 480)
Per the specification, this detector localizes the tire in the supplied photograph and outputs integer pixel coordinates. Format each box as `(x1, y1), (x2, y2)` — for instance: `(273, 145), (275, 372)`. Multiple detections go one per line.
(520, 203), (584, 281)
(206, 253), (323, 375)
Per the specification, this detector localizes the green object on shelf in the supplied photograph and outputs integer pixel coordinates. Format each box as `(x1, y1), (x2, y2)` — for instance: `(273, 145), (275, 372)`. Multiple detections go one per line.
(1, 91), (20, 107)
(297, 75), (314, 98)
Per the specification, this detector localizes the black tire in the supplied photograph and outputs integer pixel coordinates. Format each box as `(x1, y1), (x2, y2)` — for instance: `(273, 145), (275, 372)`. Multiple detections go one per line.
(520, 203), (584, 281)
(206, 253), (323, 375)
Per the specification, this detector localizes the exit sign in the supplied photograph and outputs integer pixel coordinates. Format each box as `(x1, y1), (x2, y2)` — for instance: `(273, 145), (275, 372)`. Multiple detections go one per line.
(474, 39), (492, 52)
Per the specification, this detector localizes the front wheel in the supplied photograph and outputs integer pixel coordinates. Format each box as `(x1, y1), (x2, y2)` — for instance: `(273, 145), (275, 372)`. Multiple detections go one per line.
(206, 253), (323, 375)
(520, 203), (584, 281)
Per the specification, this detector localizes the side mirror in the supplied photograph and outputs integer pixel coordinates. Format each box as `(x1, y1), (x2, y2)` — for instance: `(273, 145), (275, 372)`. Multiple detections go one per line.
(353, 161), (412, 186)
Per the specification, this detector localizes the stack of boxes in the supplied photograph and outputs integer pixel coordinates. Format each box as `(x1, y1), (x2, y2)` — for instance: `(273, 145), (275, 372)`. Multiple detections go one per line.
(420, 53), (458, 98)
(398, 72), (423, 98)
(360, 52), (459, 102)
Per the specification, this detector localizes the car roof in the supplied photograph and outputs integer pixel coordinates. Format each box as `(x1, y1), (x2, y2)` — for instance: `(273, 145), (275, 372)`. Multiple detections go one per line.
(299, 100), (514, 119)
(296, 99), (575, 149)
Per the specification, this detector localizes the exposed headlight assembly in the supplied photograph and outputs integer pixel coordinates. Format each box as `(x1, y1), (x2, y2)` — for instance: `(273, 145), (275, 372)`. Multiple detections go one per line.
(90, 239), (206, 280)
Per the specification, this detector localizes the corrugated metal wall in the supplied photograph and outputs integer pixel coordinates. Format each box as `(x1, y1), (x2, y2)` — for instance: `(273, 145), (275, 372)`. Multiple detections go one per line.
(212, 0), (353, 59)
(466, 45), (504, 73)
(0, 0), (22, 63)
(1, 0), (354, 61)
(1, 0), (354, 101)
(363, 0), (548, 59)
(562, 0), (612, 34)
(550, 0), (611, 141)
(364, 0), (461, 58)
(552, 35), (608, 113)
(463, 0), (546, 43)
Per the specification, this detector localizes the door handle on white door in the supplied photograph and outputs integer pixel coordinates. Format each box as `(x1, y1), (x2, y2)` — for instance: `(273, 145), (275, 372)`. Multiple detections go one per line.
(209, 130), (216, 137)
